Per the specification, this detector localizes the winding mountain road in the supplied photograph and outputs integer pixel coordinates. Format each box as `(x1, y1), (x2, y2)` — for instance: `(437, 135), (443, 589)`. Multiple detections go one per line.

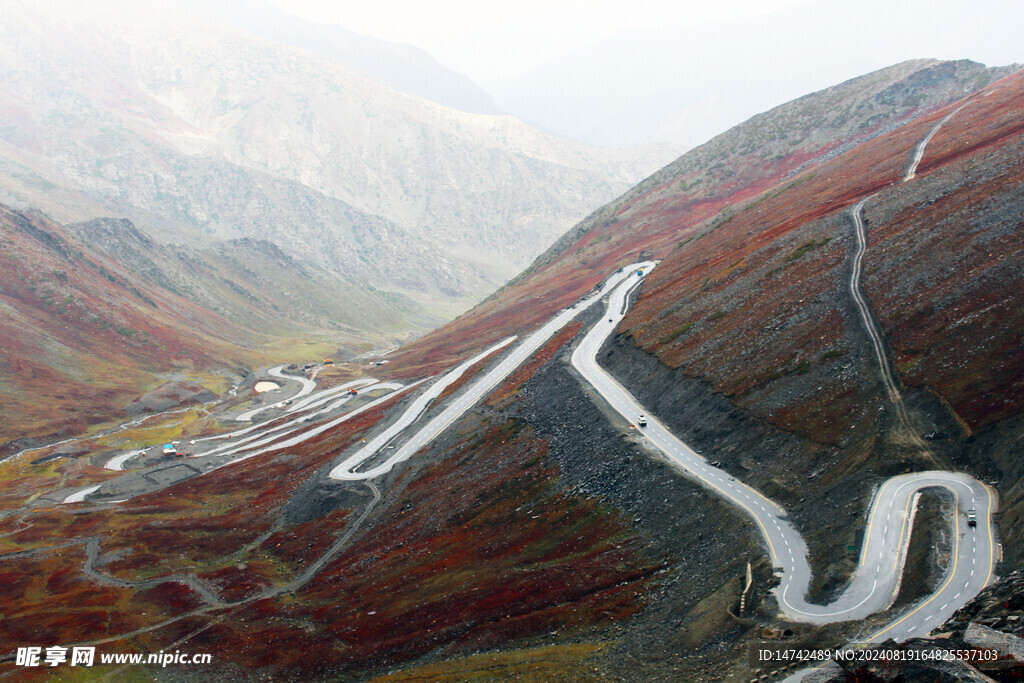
(67, 382), (415, 503)
(848, 198), (898, 404)
(849, 199), (931, 455)
(571, 267), (995, 640)
(104, 449), (146, 471)
(329, 264), (649, 481)
(194, 379), (381, 445)
(58, 255), (996, 649)
(195, 381), (424, 474)
(9, 482), (385, 660)
(5, 405), (199, 466)
(235, 365), (318, 422)
(329, 337), (517, 480)
(852, 200), (943, 468)
(62, 485), (101, 503)
(287, 378), (380, 414)
(193, 381), (401, 459)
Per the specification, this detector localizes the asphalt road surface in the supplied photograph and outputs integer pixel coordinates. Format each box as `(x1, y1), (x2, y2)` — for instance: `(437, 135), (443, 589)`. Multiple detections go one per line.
(235, 365), (319, 422)
(328, 337), (516, 480)
(70, 382), (414, 502)
(570, 266), (996, 640)
(329, 263), (654, 481)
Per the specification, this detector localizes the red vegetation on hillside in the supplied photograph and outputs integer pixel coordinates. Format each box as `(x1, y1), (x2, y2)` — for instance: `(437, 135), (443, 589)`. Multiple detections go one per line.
(0, 206), (249, 445)
(0, 320), (660, 679)
(384, 68), (999, 388)
(488, 322), (582, 408)
(620, 69), (1024, 441)
(864, 119), (1024, 428)
(211, 419), (662, 675)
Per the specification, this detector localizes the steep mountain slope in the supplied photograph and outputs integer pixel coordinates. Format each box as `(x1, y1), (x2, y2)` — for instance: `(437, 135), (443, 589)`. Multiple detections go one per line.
(0, 202), (423, 448)
(390, 59), (1012, 374)
(359, 63), (1024, 676)
(0, 206), (245, 446)
(66, 218), (428, 337)
(0, 0), (674, 321)
(605, 78), (1024, 592)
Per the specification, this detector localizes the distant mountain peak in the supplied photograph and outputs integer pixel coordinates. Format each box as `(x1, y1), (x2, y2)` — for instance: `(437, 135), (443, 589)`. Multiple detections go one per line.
(176, 0), (502, 115)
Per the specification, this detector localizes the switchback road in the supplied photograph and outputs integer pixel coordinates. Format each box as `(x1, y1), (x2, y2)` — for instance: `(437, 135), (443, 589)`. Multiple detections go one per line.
(235, 365), (318, 422)
(571, 267), (995, 640)
(329, 264), (653, 481)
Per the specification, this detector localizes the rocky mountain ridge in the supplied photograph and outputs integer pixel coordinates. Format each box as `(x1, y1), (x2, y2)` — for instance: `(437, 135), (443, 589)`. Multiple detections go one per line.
(0, 205), (240, 445)
(392, 59), (1012, 373)
(66, 216), (426, 336)
(0, 0), (675, 322)
(179, 0), (502, 115)
(0, 203), (422, 447)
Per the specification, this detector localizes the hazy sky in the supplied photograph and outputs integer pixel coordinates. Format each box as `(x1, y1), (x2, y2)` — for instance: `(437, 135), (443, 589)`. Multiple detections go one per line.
(267, 0), (813, 80)
(268, 0), (1024, 86)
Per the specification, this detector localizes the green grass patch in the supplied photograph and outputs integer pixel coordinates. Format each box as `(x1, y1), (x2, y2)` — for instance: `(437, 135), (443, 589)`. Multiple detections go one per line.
(372, 642), (607, 682)
(521, 456), (542, 469)
(897, 355), (924, 373)
(660, 321), (696, 345)
(820, 348), (847, 362)
(787, 237), (831, 262)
